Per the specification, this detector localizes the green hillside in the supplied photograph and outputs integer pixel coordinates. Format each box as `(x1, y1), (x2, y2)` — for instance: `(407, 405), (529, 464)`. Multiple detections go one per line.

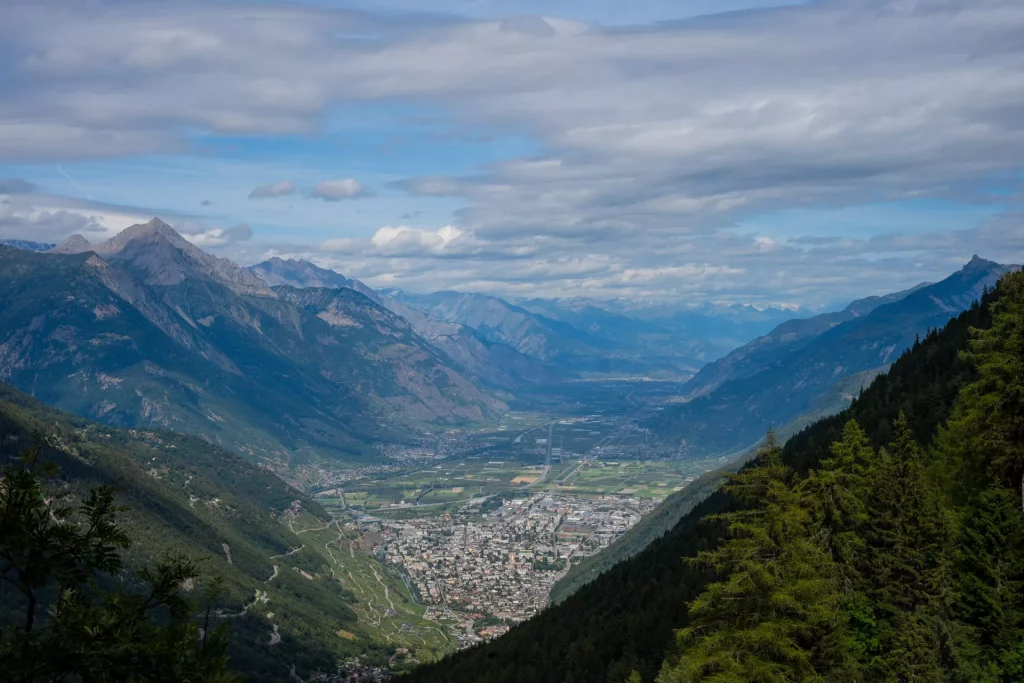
(405, 271), (1020, 682)
(0, 384), (434, 681)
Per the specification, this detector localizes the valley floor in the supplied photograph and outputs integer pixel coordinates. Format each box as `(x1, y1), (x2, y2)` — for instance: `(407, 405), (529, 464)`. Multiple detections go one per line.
(291, 408), (732, 663)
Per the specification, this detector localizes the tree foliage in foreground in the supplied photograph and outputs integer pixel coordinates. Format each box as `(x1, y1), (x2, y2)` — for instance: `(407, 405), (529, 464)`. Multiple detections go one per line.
(660, 270), (1024, 683)
(0, 444), (241, 682)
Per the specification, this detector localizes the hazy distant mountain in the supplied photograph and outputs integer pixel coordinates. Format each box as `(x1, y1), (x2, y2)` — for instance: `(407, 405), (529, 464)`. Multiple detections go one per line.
(247, 260), (800, 380)
(515, 298), (801, 366)
(0, 239), (56, 252)
(248, 258), (551, 390)
(382, 289), (703, 378)
(646, 257), (1015, 457)
(0, 219), (503, 464)
(684, 281), (931, 399)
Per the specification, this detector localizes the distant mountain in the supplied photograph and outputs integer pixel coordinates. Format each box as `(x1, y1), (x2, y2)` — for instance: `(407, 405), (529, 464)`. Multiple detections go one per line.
(515, 298), (800, 367)
(684, 281), (931, 399)
(0, 239), (56, 252)
(645, 257), (1015, 458)
(0, 219), (502, 465)
(379, 290), (600, 361)
(249, 256), (378, 300)
(248, 261), (799, 381)
(248, 258), (551, 390)
(383, 289), (701, 378)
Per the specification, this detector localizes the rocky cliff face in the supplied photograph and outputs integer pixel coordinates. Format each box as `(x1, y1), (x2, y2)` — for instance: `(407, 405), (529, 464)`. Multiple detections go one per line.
(248, 258), (551, 390)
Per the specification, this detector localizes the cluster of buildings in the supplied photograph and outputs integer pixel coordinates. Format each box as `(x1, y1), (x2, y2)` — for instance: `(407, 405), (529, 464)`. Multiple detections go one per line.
(366, 492), (657, 647)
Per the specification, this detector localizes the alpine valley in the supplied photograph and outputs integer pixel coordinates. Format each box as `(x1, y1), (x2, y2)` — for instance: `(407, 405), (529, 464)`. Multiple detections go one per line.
(0, 219), (1019, 682)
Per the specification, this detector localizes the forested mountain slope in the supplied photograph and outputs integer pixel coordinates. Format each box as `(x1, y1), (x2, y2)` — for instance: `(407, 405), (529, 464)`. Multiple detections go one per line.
(406, 271), (1018, 683)
(0, 383), (372, 682)
(646, 257), (1012, 458)
(682, 281), (929, 399)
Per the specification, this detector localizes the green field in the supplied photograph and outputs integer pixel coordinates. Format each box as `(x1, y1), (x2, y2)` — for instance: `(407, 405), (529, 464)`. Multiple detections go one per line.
(328, 413), (731, 514)
(284, 511), (456, 665)
(340, 453), (549, 510)
(547, 459), (724, 497)
(340, 451), (729, 511)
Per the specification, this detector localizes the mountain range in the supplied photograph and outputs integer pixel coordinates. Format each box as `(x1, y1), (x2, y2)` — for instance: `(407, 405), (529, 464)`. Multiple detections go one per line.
(246, 259), (812, 388)
(384, 289), (707, 378)
(0, 219), (502, 466)
(1, 217), (1018, 681)
(249, 257), (551, 392)
(646, 255), (1014, 457)
(2, 221), (1009, 470)
(0, 239), (55, 252)
(514, 297), (799, 368)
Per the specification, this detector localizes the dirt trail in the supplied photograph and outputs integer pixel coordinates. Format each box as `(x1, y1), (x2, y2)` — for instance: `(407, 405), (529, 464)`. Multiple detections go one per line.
(372, 569), (395, 612)
(269, 545), (305, 560)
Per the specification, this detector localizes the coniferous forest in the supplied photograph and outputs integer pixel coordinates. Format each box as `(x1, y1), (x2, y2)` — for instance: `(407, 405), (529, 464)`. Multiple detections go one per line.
(406, 271), (1024, 682)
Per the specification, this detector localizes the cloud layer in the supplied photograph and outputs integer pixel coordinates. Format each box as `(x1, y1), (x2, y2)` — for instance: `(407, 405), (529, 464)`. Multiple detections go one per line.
(248, 181), (296, 199)
(1, 0), (1023, 303)
(310, 179), (371, 201)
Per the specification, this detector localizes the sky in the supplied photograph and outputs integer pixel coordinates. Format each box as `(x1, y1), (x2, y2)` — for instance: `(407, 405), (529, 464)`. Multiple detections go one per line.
(0, 0), (1022, 308)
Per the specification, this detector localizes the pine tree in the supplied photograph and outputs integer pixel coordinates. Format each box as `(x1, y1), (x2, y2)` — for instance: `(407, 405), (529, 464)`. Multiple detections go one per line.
(658, 433), (847, 683)
(933, 269), (1024, 681)
(858, 413), (946, 681)
(802, 420), (873, 570)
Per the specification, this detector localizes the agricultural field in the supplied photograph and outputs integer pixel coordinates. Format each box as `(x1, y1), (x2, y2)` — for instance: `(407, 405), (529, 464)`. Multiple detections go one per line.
(546, 458), (727, 497)
(321, 412), (729, 515)
(338, 451), (552, 511)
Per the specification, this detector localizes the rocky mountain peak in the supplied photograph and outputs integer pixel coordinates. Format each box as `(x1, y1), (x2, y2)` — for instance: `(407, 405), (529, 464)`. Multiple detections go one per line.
(248, 257), (353, 291)
(78, 218), (276, 297)
(50, 234), (93, 254)
(961, 254), (999, 273)
(95, 217), (193, 255)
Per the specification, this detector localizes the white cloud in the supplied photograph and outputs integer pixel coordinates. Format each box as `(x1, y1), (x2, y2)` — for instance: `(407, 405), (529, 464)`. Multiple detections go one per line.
(310, 179), (371, 201)
(370, 224), (462, 251)
(248, 180), (296, 199)
(180, 223), (253, 247)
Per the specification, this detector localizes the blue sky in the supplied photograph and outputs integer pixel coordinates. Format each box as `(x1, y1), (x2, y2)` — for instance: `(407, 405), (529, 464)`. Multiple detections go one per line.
(0, 0), (1022, 306)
